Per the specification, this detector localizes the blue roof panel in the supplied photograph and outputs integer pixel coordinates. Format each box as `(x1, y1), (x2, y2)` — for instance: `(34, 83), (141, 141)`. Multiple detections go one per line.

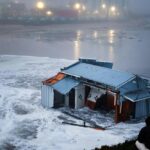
(52, 77), (80, 94)
(119, 81), (138, 95)
(119, 77), (148, 95)
(124, 89), (150, 102)
(62, 62), (135, 88)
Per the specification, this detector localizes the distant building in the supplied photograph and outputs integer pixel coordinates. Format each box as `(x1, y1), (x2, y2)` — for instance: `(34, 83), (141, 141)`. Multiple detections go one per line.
(53, 9), (78, 19)
(0, 1), (26, 17)
(85, 0), (100, 12)
(41, 59), (150, 123)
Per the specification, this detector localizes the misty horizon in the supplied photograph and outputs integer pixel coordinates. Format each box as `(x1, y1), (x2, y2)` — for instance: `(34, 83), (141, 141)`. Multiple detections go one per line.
(0, 0), (150, 16)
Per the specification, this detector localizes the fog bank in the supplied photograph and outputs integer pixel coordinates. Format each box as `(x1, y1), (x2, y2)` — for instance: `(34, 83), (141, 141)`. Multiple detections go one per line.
(128, 0), (150, 16)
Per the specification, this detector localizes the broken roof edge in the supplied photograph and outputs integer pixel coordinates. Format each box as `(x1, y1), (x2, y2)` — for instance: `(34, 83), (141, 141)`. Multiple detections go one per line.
(61, 71), (80, 78)
(42, 72), (65, 85)
(61, 58), (113, 71)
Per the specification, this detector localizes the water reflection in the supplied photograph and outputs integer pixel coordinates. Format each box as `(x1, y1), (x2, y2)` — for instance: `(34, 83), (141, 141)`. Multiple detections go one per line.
(108, 46), (114, 61)
(93, 31), (98, 39)
(108, 29), (115, 44)
(74, 30), (81, 59)
(0, 25), (149, 77)
(77, 30), (81, 40)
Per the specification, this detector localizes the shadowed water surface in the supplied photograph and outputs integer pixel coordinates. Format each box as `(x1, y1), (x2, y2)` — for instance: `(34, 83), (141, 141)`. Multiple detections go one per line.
(0, 22), (150, 77)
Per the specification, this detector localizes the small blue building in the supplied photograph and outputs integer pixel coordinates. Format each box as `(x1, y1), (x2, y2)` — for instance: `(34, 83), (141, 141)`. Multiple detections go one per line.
(41, 59), (150, 122)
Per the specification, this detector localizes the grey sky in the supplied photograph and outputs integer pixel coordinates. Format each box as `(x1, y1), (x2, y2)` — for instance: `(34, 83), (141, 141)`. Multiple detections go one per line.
(128, 0), (150, 15)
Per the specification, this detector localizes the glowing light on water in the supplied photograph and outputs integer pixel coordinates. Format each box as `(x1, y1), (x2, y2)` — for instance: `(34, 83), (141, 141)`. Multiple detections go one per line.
(108, 30), (115, 44)
(108, 46), (114, 61)
(74, 40), (80, 59)
(109, 30), (115, 36)
(93, 31), (98, 39)
(77, 30), (82, 40)
(74, 31), (82, 59)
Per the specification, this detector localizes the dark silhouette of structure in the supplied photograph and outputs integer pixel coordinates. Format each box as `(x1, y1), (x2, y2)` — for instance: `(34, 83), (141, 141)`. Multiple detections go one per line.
(136, 116), (150, 150)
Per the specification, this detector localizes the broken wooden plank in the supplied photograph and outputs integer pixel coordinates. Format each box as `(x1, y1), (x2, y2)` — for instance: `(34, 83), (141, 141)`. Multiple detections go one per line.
(62, 121), (105, 130)
(62, 110), (106, 130)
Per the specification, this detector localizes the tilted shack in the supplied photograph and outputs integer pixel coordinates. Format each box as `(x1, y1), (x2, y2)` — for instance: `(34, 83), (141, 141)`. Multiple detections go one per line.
(41, 59), (150, 123)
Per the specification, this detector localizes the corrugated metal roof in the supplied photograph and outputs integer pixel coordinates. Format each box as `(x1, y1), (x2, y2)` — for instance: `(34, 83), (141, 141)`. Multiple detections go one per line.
(119, 81), (137, 95)
(52, 77), (80, 94)
(119, 76), (148, 95)
(124, 89), (150, 102)
(78, 58), (113, 69)
(62, 62), (135, 88)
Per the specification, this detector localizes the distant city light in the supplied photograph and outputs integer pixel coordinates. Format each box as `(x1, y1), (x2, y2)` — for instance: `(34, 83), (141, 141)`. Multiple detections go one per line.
(93, 10), (99, 14)
(110, 6), (116, 12)
(46, 11), (53, 16)
(82, 5), (86, 11)
(102, 4), (106, 9)
(36, 1), (45, 10)
(74, 3), (81, 10)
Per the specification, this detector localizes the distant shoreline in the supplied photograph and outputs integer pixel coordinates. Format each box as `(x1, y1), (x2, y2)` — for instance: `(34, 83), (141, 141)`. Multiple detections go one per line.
(0, 16), (139, 26)
(0, 17), (149, 28)
(0, 18), (112, 26)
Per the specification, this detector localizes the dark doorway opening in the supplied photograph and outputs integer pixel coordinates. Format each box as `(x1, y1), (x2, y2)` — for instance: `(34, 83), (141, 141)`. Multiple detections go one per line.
(85, 85), (91, 104)
(95, 94), (107, 110)
(54, 90), (65, 108)
(69, 89), (75, 108)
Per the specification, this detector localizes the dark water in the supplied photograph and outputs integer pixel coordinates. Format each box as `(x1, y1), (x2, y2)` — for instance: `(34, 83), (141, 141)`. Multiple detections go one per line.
(0, 22), (150, 77)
